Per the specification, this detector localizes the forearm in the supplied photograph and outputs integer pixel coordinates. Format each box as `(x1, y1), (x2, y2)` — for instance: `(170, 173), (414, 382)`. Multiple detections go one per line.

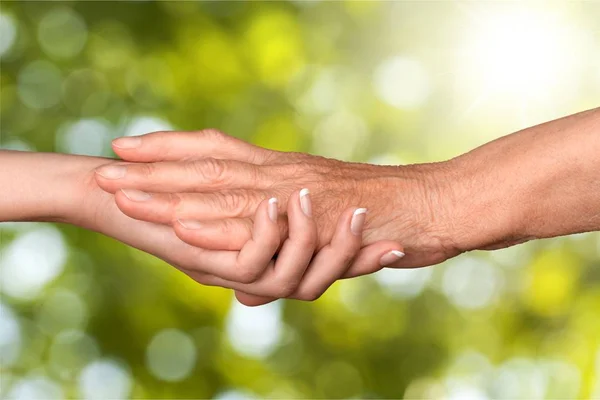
(0, 151), (110, 225)
(448, 107), (600, 251)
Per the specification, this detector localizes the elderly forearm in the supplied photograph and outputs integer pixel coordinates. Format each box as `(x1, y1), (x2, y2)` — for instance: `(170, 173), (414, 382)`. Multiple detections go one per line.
(448, 107), (600, 251)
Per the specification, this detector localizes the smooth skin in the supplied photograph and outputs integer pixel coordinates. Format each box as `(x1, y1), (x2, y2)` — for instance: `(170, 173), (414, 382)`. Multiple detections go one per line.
(0, 151), (403, 304)
(94, 107), (600, 304)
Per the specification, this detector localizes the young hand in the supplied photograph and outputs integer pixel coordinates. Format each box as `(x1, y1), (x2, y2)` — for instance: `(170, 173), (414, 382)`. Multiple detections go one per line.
(187, 188), (404, 304)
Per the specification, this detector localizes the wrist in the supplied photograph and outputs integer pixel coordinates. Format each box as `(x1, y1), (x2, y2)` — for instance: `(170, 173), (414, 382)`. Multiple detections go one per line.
(442, 151), (531, 252)
(406, 160), (468, 255)
(363, 161), (463, 266)
(54, 155), (116, 228)
(357, 152), (524, 263)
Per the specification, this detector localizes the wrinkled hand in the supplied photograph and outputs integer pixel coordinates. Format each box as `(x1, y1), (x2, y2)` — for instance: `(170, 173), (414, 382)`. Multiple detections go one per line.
(77, 166), (403, 305)
(95, 129), (462, 275)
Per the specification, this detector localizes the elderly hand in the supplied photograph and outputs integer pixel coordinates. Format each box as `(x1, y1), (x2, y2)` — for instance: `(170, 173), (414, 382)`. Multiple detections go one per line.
(29, 153), (401, 304)
(86, 166), (405, 304)
(95, 129), (464, 276)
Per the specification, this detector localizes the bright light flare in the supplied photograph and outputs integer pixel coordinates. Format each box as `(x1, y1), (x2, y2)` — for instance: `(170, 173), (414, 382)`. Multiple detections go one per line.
(456, 7), (587, 107)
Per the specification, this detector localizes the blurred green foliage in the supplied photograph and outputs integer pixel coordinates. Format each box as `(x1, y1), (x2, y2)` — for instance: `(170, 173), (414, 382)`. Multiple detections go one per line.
(1, 1), (600, 399)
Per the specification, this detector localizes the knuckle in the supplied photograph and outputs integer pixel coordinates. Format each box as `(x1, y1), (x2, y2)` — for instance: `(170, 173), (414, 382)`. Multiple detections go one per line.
(218, 191), (257, 217)
(297, 287), (322, 302)
(260, 151), (277, 165)
(167, 193), (184, 217)
(338, 247), (358, 265)
(295, 232), (317, 249)
(273, 280), (299, 298)
(195, 158), (226, 184)
(217, 219), (241, 236)
(201, 129), (227, 142)
(235, 264), (262, 284)
(291, 161), (317, 177)
(219, 191), (244, 213)
(137, 163), (156, 178)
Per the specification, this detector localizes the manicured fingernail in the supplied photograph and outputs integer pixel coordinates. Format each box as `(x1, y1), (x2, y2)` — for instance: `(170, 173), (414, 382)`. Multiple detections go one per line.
(268, 197), (278, 222)
(350, 208), (367, 235)
(178, 219), (203, 230)
(113, 136), (142, 149)
(299, 188), (312, 217)
(121, 189), (151, 202)
(95, 165), (126, 179)
(379, 250), (405, 266)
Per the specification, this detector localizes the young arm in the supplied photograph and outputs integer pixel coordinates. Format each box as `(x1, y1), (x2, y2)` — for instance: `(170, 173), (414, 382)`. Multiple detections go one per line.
(0, 151), (98, 224)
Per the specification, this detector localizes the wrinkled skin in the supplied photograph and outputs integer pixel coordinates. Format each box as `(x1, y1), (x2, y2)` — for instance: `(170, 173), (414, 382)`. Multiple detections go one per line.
(95, 129), (463, 278)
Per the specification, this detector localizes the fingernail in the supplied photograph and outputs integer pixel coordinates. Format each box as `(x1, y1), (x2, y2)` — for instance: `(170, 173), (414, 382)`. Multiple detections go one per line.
(268, 197), (278, 222)
(379, 250), (405, 266)
(113, 136), (142, 149)
(121, 189), (151, 202)
(178, 219), (204, 230)
(350, 208), (367, 235)
(95, 165), (126, 179)
(299, 188), (312, 217)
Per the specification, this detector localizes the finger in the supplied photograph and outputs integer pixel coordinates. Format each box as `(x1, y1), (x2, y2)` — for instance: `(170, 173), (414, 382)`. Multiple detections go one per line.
(111, 129), (272, 164)
(234, 206), (366, 305)
(114, 189), (266, 225)
(175, 217), (268, 251)
(177, 198), (280, 283)
(232, 197), (282, 282)
(259, 188), (318, 298)
(230, 241), (406, 303)
(342, 243), (406, 279)
(234, 291), (277, 307)
(289, 206), (366, 301)
(191, 188), (318, 298)
(94, 158), (266, 194)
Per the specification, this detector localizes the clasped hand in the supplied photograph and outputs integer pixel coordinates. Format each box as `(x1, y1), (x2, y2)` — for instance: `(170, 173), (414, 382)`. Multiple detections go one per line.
(93, 130), (460, 305)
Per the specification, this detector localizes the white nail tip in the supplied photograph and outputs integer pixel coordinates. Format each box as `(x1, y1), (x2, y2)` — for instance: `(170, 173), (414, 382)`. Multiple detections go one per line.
(379, 249), (406, 266)
(299, 188), (312, 217)
(268, 197), (278, 222)
(391, 250), (405, 258)
(353, 208), (367, 216)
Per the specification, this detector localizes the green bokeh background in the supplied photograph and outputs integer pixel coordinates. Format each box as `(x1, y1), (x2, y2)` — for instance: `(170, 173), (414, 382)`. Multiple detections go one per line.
(1, 1), (600, 399)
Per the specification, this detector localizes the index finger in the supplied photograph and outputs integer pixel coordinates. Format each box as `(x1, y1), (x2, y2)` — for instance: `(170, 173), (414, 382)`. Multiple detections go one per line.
(112, 129), (272, 164)
(94, 158), (267, 194)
